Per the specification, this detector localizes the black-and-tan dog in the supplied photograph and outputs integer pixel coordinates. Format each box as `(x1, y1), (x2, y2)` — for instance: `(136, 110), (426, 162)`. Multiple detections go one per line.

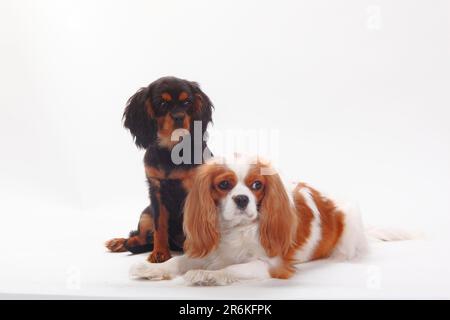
(106, 76), (213, 263)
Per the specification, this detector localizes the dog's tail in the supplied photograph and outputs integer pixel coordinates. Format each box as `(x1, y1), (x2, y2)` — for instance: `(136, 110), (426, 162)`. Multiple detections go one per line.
(365, 226), (423, 241)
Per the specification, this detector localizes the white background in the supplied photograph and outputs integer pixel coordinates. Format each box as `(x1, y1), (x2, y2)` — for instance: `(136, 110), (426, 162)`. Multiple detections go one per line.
(0, 0), (449, 298)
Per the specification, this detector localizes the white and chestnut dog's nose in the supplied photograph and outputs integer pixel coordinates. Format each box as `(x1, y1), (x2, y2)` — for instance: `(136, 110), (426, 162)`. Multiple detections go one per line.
(233, 195), (249, 210)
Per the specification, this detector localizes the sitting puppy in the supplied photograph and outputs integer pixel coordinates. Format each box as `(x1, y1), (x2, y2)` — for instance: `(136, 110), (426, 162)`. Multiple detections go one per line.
(129, 155), (370, 285)
(106, 76), (213, 263)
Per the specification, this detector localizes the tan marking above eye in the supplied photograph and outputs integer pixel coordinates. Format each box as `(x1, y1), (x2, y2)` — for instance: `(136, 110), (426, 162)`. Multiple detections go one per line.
(179, 91), (189, 101)
(244, 169), (265, 189)
(244, 166), (267, 203)
(161, 92), (172, 101)
(213, 171), (237, 193)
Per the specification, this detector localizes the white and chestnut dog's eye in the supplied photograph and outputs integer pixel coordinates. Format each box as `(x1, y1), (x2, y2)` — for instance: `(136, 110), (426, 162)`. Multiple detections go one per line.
(218, 180), (231, 190)
(251, 180), (263, 190)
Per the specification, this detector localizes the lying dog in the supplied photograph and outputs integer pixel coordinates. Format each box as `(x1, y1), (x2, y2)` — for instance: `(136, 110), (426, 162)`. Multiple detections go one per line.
(106, 76), (213, 263)
(130, 155), (407, 285)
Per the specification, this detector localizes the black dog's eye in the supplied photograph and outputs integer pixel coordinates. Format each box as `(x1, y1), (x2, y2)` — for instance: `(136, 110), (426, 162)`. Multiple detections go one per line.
(251, 180), (263, 190)
(218, 180), (230, 190)
(183, 100), (191, 106)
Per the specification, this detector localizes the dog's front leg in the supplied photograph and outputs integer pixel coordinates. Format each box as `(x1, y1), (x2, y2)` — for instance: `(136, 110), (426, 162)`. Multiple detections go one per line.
(184, 260), (271, 286)
(148, 201), (172, 263)
(130, 255), (205, 281)
(146, 177), (171, 263)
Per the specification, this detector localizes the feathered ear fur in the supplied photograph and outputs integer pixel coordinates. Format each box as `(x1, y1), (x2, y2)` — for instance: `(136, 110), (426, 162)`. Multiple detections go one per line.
(183, 164), (220, 257)
(122, 86), (156, 148)
(259, 165), (297, 257)
(189, 81), (214, 133)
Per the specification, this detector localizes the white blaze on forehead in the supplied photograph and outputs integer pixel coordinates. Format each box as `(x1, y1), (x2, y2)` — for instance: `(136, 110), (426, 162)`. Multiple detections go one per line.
(226, 160), (251, 183)
(217, 157), (260, 225)
(225, 160), (254, 207)
(229, 181), (253, 198)
(207, 154), (266, 182)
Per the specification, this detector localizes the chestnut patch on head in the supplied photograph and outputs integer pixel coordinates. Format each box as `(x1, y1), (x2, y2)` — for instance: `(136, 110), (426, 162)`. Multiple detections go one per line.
(178, 91), (189, 101)
(212, 171), (237, 198)
(245, 165), (267, 204)
(161, 92), (172, 101)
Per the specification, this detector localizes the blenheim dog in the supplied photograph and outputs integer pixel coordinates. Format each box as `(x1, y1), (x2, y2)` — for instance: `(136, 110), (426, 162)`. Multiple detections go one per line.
(129, 155), (406, 286)
(106, 76), (213, 263)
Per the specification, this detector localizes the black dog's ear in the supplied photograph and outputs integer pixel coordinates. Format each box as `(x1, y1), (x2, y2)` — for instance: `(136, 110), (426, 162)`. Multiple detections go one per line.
(123, 86), (156, 149)
(189, 81), (214, 132)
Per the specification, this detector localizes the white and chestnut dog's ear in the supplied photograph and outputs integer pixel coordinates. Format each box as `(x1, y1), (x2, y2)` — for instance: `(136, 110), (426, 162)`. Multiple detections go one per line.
(122, 84), (157, 149)
(258, 164), (297, 257)
(183, 164), (220, 257)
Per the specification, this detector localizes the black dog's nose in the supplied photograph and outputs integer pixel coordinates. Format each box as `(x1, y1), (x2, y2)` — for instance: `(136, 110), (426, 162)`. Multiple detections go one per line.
(171, 112), (186, 128)
(233, 195), (249, 210)
(171, 112), (185, 123)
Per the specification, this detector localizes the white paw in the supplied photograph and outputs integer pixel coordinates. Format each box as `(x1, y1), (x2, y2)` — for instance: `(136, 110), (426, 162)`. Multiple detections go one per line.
(129, 261), (172, 280)
(184, 270), (235, 286)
